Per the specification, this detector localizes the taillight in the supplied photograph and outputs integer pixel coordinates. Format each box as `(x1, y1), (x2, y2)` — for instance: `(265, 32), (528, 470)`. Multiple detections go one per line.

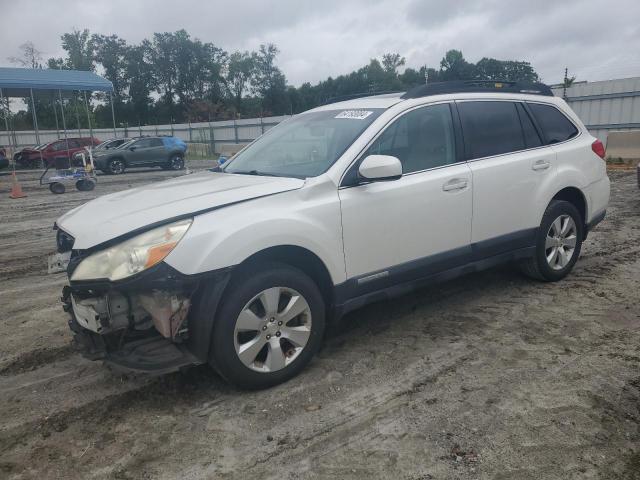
(591, 139), (606, 159)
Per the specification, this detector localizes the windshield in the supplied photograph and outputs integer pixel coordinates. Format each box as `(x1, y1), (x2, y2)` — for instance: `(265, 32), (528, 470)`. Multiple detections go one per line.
(94, 140), (113, 151)
(116, 139), (136, 150)
(223, 108), (384, 178)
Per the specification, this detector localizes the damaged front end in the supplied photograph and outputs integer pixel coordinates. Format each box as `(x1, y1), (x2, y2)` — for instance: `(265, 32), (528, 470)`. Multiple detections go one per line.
(58, 225), (231, 375)
(62, 265), (201, 374)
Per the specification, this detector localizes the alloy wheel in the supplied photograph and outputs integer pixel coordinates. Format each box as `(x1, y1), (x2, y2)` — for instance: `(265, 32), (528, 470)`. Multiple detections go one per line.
(171, 155), (184, 170)
(233, 286), (312, 373)
(110, 159), (124, 174)
(545, 214), (577, 270)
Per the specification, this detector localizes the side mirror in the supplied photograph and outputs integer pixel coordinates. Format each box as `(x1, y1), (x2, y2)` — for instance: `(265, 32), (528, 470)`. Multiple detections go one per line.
(358, 155), (402, 181)
(129, 146), (136, 151)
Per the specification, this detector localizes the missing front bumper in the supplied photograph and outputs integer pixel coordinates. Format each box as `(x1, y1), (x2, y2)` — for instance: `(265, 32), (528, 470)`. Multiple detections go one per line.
(69, 316), (199, 374)
(61, 267), (199, 374)
(61, 263), (233, 373)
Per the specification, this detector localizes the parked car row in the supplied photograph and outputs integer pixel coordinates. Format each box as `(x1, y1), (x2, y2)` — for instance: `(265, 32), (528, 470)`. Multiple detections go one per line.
(91, 136), (187, 174)
(11, 135), (187, 173)
(14, 138), (101, 168)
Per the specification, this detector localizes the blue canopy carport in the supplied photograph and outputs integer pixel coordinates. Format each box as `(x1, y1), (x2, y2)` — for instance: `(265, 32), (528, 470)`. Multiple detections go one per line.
(0, 67), (115, 168)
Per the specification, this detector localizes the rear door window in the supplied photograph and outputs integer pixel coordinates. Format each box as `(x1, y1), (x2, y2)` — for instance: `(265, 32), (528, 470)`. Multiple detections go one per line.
(149, 138), (164, 147)
(527, 103), (578, 144)
(457, 101), (525, 159)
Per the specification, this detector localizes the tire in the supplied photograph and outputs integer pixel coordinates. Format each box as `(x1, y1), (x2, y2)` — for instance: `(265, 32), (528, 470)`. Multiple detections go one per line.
(520, 200), (583, 282)
(209, 262), (326, 389)
(107, 158), (125, 175)
(76, 179), (95, 191)
(168, 153), (184, 171)
(49, 182), (66, 194)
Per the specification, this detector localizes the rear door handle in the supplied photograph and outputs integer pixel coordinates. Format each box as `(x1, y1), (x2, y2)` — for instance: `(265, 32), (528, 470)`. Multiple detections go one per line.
(442, 178), (468, 192)
(532, 159), (551, 171)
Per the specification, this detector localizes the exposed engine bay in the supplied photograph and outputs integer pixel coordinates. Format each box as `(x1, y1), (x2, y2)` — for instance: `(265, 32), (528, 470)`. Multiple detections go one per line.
(70, 290), (191, 341)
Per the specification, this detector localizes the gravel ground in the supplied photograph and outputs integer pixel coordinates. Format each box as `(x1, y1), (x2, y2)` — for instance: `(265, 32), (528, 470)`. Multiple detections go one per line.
(0, 165), (639, 480)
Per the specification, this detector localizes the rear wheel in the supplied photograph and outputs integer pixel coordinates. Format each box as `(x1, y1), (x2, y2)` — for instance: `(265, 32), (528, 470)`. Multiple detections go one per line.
(209, 262), (325, 389)
(107, 158), (125, 175)
(520, 200), (583, 282)
(49, 182), (66, 194)
(76, 179), (95, 191)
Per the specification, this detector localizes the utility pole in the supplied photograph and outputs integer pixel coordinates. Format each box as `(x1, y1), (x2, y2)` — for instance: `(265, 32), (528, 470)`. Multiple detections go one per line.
(563, 67), (568, 100)
(424, 65), (429, 85)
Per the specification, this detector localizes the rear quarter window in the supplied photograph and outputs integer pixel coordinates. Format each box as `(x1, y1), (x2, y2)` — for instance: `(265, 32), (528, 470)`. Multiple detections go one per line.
(527, 103), (578, 144)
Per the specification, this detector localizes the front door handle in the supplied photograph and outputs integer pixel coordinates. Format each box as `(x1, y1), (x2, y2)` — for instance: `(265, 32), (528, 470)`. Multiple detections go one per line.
(442, 178), (468, 192)
(532, 159), (551, 171)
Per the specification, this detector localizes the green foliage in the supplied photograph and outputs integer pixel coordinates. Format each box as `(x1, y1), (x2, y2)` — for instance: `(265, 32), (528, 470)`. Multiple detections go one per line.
(227, 51), (256, 112)
(8, 32), (543, 130)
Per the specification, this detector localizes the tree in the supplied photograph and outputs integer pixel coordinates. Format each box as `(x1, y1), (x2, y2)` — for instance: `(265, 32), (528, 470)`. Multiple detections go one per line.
(93, 34), (128, 97)
(439, 49), (475, 80)
(8, 41), (43, 68)
(8, 29), (547, 127)
(226, 51), (256, 112)
(124, 44), (154, 124)
(381, 53), (405, 74)
(252, 44), (288, 115)
(61, 29), (95, 71)
(469, 57), (540, 82)
(145, 30), (227, 122)
(147, 32), (179, 121)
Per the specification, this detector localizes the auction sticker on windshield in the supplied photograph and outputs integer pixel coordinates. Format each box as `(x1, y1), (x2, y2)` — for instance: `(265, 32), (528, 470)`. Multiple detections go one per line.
(335, 110), (373, 120)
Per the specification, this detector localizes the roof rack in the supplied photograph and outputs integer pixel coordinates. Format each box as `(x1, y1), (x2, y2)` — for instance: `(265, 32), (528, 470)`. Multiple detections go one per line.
(401, 80), (554, 99)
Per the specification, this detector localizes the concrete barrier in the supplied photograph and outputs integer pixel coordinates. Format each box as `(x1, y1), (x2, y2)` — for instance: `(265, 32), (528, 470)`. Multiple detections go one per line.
(606, 131), (640, 164)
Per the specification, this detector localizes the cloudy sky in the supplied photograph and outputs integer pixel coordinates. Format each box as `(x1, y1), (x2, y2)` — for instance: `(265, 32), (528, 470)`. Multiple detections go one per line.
(1, 0), (639, 86)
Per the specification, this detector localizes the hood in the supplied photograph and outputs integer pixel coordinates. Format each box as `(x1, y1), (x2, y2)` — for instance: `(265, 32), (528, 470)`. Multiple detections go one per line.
(17, 147), (39, 154)
(57, 172), (305, 249)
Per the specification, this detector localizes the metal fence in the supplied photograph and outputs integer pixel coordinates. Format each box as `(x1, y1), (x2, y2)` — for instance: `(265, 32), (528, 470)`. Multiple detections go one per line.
(552, 77), (640, 143)
(0, 115), (291, 157)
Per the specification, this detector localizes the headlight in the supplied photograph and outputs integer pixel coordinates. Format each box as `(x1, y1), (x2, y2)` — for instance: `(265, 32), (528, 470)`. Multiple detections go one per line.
(71, 219), (192, 282)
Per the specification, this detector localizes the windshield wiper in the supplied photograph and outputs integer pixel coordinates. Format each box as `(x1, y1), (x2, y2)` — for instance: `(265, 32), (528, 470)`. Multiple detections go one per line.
(228, 169), (277, 177)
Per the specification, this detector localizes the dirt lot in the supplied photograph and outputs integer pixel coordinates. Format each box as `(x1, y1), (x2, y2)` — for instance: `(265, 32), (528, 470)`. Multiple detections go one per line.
(0, 165), (639, 480)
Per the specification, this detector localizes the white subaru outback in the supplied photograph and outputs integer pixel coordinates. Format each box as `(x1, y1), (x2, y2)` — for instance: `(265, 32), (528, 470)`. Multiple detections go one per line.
(55, 81), (610, 389)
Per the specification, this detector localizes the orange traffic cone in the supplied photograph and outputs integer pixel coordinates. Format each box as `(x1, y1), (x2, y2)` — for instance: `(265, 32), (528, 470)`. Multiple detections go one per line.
(9, 171), (27, 199)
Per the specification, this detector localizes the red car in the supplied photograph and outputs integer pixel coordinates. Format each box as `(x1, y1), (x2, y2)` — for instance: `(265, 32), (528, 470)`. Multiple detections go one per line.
(14, 137), (101, 168)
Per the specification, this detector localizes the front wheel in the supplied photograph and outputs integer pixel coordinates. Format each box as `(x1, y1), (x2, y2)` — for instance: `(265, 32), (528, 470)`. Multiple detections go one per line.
(520, 200), (583, 282)
(76, 179), (95, 191)
(209, 262), (325, 389)
(107, 158), (125, 175)
(168, 154), (184, 171)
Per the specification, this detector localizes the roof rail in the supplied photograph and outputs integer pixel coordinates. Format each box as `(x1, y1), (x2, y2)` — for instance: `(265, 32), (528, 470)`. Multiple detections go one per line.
(321, 90), (402, 106)
(401, 80), (554, 99)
